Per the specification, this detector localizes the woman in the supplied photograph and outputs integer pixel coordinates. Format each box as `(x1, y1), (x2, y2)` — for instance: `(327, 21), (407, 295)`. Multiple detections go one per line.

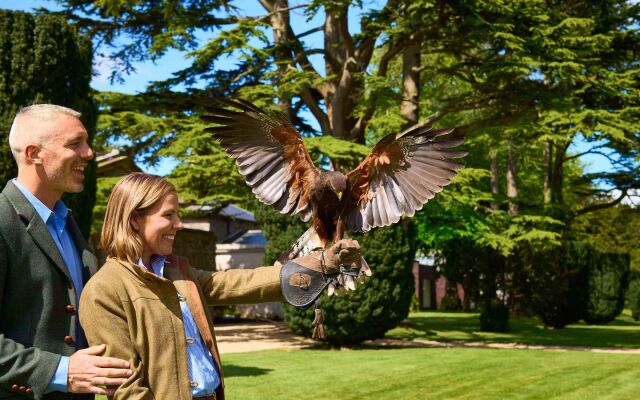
(80, 173), (360, 400)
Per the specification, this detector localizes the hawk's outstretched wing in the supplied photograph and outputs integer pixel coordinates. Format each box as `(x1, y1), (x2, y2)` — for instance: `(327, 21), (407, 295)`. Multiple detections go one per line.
(203, 99), (319, 222)
(343, 126), (467, 232)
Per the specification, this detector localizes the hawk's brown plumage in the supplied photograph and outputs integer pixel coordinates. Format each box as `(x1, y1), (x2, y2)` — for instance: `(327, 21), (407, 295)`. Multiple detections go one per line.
(203, 99), (467, 247)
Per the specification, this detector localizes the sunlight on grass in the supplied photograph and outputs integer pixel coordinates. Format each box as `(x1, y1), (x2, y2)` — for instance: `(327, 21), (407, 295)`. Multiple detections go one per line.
(386, 310), (640, 348)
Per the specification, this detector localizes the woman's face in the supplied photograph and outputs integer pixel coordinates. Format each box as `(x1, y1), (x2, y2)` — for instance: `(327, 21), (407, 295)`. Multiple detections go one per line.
(133, 191), (183, 263)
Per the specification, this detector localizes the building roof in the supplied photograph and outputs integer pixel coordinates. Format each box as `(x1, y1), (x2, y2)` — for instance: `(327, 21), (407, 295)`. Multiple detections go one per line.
(221, 229), (267, 245)
(184, 203), (256, 222)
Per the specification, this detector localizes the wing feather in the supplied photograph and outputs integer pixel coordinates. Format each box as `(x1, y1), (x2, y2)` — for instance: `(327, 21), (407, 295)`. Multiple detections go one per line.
(203, 100), (319, 220)
(344, 127), (467, 232)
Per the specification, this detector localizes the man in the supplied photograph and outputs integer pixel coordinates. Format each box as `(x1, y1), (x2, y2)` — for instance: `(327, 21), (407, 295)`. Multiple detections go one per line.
(0, 105), (132, 399)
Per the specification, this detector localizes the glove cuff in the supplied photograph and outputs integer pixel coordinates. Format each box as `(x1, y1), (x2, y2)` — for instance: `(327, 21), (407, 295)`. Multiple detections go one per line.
(280, 260), (331, 308)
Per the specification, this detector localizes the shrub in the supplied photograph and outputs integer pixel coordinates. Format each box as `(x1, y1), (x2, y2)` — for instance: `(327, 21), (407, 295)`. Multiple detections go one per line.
(479, 299), (510, 332)
(525, 242), (629, 327)
(525, 242), (589, 329)
(583, 251), (630, 324)
(439, 285), (462, 311)
(628, 271), (640, 321)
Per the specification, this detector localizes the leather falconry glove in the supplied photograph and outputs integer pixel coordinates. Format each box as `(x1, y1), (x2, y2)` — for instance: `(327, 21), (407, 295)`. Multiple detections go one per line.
(280, 239), (362, 308)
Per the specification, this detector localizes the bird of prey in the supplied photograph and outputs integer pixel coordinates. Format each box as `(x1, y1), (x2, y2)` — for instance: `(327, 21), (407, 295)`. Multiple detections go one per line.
(203, 99), (467, 289)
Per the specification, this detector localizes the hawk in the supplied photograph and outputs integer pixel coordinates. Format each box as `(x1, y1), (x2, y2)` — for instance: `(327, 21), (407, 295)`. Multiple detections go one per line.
(203, 99), (467, 290)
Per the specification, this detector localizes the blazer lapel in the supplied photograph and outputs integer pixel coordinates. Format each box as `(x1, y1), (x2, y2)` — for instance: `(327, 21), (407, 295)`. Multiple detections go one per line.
(67, 214), (98, 280)
(2, 181), (72, 282)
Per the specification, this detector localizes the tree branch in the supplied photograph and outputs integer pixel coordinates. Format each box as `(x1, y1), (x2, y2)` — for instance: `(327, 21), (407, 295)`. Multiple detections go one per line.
(575, 189), (628, 216)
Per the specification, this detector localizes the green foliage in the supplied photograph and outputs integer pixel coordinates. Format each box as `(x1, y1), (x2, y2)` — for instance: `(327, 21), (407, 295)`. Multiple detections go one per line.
(521, 242), (589, 329)
(524, 242), (629, 328)
(572, 205), (640, 272)
(628, 271), (640, 321)
(479, 299), (510, 333)
(583, 251), (630, 325)
(94, 91), (252, 206)
(0, 10), (96, 236)
(439, 287), (462, 311)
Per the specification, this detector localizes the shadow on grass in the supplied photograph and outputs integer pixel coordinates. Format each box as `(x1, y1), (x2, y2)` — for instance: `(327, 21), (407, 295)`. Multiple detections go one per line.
(386, 311), (640, 348)
(223, 364), (273, 378)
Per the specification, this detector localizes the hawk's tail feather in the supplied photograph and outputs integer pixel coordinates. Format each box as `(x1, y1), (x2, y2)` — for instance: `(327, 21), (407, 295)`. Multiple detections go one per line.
(276, 227), (322, 265)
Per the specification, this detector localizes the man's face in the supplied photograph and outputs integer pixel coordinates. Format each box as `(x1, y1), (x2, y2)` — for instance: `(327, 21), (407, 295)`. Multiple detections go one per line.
(38, 114), (94, 196)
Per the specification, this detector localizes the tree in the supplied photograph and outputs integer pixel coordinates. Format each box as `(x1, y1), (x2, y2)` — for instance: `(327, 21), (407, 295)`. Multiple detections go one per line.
(0, 9), (96, 236)
(50, 0), (640, 326)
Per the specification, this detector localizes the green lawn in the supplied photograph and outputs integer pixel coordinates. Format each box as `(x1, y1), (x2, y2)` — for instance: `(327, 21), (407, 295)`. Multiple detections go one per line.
(221, 347), (640, 399)
(96, 347), (640, 399)
(96, 311), (640, 399)
(387, 310), (640, 348)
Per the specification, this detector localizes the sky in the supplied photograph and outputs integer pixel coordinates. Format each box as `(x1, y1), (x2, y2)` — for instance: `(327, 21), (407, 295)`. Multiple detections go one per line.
(0, 0), (632, 201)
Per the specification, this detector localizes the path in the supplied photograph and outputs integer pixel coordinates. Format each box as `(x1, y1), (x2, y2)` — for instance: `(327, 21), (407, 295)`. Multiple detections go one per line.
(216, 321), (315, 354)
(215, 320), (640, 355)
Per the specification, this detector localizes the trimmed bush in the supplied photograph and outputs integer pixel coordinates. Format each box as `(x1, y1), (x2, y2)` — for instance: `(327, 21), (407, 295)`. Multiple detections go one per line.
(525, 242), (589, 329)
(525, 242), (629, 328)
(479, 299), (510, 332)
(583, 251), (630, 324)
(628, 271), (640, 321)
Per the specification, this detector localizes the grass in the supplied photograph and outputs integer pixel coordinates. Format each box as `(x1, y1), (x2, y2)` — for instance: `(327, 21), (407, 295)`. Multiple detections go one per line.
(386, 310), (640, 348)
(221, 347), (640, 399)
(96, 347), (640, 399)
(96, 311), (640, 399)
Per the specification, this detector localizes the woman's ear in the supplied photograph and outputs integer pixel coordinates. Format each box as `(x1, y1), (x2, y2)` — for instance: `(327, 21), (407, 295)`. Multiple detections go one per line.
(130, 215), (140, 232)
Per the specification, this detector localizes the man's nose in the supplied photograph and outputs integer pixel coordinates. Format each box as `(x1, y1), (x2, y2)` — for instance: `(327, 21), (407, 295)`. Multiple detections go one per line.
(83, 144), (94, 160)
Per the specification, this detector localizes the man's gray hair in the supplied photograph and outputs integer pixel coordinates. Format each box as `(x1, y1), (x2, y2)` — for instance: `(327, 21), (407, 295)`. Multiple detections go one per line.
(8, 104), (82, 161)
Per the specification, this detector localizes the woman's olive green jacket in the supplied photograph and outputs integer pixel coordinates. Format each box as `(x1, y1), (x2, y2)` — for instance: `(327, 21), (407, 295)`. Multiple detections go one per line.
(79, 256), (283, 400)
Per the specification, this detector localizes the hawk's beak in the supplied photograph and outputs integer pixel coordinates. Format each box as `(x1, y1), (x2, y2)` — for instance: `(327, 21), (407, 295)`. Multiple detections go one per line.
(337, 191), (343, 201)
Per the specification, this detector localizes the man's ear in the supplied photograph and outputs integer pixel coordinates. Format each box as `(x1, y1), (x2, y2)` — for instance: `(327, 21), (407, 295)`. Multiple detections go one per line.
(25, 144), (43, 165)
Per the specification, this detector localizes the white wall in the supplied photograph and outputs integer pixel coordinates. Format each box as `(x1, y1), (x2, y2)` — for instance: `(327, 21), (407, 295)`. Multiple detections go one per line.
(215, 243), (282, 319)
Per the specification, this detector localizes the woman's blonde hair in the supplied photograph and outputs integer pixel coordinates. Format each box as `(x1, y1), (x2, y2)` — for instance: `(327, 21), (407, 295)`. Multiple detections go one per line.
(101, 172), (177, 263)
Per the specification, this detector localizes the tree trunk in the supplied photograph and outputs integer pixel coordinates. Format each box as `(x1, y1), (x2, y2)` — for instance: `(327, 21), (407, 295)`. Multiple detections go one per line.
(490, 149), (499, 210)
(551, 141), (569, 205)
(261, 0), (293, 119)
(506, 140), (518, 214)
(400, 40), (420, 128)
(543, 140), (552, 204)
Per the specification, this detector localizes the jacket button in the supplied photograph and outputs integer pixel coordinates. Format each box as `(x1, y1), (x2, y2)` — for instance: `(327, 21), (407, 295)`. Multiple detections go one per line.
(10, 384), (18, 391)
(25, 388), (33, 395)
(64, 335), (74, 345)
(19, 386), (26, 392)
(65, 305), (76, 314)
